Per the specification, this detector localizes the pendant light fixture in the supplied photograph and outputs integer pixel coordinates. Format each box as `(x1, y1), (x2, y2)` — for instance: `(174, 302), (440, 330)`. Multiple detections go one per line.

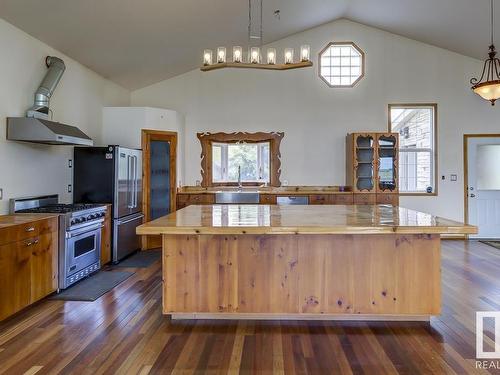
(470, 0), (500, 105)
(200, 0), (312, 72)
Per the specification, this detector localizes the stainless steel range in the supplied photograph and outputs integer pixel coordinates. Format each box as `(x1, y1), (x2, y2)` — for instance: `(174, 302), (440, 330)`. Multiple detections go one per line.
(10, 195), (107, 289)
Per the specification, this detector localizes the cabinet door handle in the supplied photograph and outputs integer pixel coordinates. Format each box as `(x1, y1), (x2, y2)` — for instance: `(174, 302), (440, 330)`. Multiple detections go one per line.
(26, 239), (39, 246)
(25, 226), (35, 232)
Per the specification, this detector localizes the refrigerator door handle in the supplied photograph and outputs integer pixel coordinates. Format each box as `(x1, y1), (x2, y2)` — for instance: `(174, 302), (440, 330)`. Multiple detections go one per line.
(132, 155), (136, 208)
(134, 155), (139, 208)
(127, 155), (133, 209)
(116, 213), (144, 225)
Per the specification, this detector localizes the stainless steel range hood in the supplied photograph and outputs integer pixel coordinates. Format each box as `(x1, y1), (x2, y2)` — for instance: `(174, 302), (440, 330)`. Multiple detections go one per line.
(6, 117), (93, 146)
(6, 56), (94, 146)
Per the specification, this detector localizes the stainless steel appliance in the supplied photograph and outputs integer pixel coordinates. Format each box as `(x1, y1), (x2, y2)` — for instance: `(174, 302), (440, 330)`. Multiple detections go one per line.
(7, 56), (93, 146)
(73, 146), (144, 262)
(11, 195), (107, 289)
(276, 196), (309, 205)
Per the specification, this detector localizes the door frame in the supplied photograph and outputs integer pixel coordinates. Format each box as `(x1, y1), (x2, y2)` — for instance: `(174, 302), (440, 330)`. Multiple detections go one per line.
(141, 129), (177, 249)
(463, 134), (500, 238)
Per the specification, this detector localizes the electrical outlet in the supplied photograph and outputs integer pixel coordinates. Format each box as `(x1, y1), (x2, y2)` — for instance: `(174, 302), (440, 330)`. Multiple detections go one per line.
(283, 180), (289, 186)
(67, 184), (72, 193)
(68, 159), (72, 168)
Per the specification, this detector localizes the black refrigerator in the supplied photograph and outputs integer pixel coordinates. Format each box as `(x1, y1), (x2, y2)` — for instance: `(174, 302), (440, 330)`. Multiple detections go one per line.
(73, 145), (144, 262)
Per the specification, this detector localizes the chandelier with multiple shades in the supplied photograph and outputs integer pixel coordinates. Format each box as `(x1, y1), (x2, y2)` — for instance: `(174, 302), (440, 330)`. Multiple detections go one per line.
(200, 0), (312, 72)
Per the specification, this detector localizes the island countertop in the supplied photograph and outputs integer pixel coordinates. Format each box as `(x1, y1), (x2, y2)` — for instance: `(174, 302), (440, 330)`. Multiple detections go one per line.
(137, 204), (477, 236)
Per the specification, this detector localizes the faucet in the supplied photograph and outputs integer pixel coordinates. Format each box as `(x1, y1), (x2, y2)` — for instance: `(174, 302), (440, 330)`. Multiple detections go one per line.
(238, 165), (242, 190)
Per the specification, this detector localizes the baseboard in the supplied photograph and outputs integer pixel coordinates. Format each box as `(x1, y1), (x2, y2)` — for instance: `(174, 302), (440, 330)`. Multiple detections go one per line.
(169, 313), (431, 322)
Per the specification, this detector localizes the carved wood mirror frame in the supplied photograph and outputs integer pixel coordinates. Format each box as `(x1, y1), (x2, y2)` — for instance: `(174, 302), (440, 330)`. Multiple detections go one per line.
(197, 132), (284, 187)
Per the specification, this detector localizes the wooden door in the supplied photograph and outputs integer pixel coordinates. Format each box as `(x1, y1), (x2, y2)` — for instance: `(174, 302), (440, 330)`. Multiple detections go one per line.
(142, 130), (177, 249)
(466, 136), (500, 239)
(30, 232), (58, 302)
(0, 240), (31, 320)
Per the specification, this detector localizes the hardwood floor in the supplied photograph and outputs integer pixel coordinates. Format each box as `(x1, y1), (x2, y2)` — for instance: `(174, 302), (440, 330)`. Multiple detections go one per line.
(0, 240), (499, 374)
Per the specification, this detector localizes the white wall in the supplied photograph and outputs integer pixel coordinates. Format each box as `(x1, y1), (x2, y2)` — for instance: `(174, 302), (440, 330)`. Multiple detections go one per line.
(131, 19), (499, 221)
(102, 107), (185, 186)
(0, 19), (130, 214)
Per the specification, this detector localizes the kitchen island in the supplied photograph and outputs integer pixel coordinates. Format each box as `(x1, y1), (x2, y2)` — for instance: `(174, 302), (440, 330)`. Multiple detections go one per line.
(137, 204), (476, 320)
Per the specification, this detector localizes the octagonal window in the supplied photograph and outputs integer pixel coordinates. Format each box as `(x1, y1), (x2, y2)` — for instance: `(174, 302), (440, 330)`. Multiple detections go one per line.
(319, 42), (365, 87)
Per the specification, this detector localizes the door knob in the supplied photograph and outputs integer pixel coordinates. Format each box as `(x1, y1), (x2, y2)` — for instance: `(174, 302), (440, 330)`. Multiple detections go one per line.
(470, 193), (476, 198)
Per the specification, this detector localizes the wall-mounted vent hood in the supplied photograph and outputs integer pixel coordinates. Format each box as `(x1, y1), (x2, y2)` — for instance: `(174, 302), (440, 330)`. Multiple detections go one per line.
(7, 56), (93, 146)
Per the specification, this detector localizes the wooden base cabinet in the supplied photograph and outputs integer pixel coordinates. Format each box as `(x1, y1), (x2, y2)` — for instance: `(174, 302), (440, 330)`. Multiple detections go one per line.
(100, 204), (112, 265)
(0, 217), (58, 321)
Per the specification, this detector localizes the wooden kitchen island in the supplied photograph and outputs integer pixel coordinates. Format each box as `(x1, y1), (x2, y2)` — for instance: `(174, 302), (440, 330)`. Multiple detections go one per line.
(137, 204), (476, 321)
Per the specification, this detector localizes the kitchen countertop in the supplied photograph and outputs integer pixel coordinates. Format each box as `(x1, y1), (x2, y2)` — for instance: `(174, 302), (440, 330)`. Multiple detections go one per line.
(0, 214), (59, 228)
(137, 204), (477, 236)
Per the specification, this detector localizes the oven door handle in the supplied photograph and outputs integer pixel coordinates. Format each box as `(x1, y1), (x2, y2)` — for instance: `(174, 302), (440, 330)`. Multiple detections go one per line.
(66, 224), (104, 239)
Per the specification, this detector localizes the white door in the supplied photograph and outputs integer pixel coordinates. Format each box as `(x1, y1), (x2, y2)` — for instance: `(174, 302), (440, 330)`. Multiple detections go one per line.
(467, 137), (500, 239)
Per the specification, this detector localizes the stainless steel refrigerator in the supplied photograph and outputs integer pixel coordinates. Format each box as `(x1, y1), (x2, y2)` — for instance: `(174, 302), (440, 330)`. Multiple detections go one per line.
(73, 145), (144, 262)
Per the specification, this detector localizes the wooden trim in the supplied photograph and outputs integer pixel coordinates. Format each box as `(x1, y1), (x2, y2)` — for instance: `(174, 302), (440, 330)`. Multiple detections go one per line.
(170, 313), (430, 321)
(463, 133), (500, 239)
(141, 129), (177, 249)
(201, 61), (313, 72)
(318, 41), (365, 88)
(197, 132), (284, 187)
(387, 103), (438, 196)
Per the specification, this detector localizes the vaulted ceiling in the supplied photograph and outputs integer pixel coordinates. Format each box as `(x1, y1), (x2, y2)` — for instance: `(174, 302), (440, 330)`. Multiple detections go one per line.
(1, 0), (498, 90)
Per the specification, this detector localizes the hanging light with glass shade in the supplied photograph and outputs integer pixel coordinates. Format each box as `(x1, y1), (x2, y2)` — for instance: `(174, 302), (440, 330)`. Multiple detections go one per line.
(470, 0), (500, 105)
(200, 0), (312, 72)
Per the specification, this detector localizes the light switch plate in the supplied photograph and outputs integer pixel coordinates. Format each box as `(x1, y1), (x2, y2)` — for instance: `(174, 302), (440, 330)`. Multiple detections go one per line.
(451, 174), (457, 181)
(0, 188), (3, 200)
(68, 159), (72, 168)
(67, 184), (72, 193)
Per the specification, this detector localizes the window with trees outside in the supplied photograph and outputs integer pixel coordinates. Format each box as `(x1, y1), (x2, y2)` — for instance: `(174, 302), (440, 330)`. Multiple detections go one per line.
(389, 104), (437, 195)
(212, 142), (270, 183)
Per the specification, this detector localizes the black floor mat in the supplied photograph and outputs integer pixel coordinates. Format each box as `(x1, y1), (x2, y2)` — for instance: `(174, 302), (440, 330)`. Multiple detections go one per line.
(480, 240), (500, 250)
(115, 249), (161, 268)
(51, 271), (134, 301)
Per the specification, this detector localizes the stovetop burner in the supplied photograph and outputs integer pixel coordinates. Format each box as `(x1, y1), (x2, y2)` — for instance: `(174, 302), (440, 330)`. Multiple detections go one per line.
(17, 203), (105, 214)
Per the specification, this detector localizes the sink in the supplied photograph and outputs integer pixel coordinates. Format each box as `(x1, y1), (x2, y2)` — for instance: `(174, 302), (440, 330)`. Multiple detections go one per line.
(215, 191), (260, 204)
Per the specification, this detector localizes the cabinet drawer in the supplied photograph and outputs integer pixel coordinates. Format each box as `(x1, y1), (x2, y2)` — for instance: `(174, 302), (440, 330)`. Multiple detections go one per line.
(0, 217), (57, 246)
(353, 194), (376, 205)
(188, 194), (214, 204)
(176, 194), (190, 204)
(376, 194), (399, 206)
(331, 194), (354, 205)
(309, 195), (331, 205)
(259, 195), (277, 204)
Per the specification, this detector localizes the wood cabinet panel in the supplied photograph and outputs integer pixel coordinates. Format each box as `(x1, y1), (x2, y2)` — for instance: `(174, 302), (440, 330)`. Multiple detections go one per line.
(176, 194), (215, 210)
(188, 194), (214, 204)
(0, 239), (32, 321)
(30, 232), (58, 303)
(0, 217), (58, 321)
(376, 194), (399, 206)
(259, 195), (277, 204)
(308, 195), (331, 205)
(100, 204), (112, 265)
(331, 194), (354, 205)
(353, 193), (376, 205)
(162, 234), (441, 315)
